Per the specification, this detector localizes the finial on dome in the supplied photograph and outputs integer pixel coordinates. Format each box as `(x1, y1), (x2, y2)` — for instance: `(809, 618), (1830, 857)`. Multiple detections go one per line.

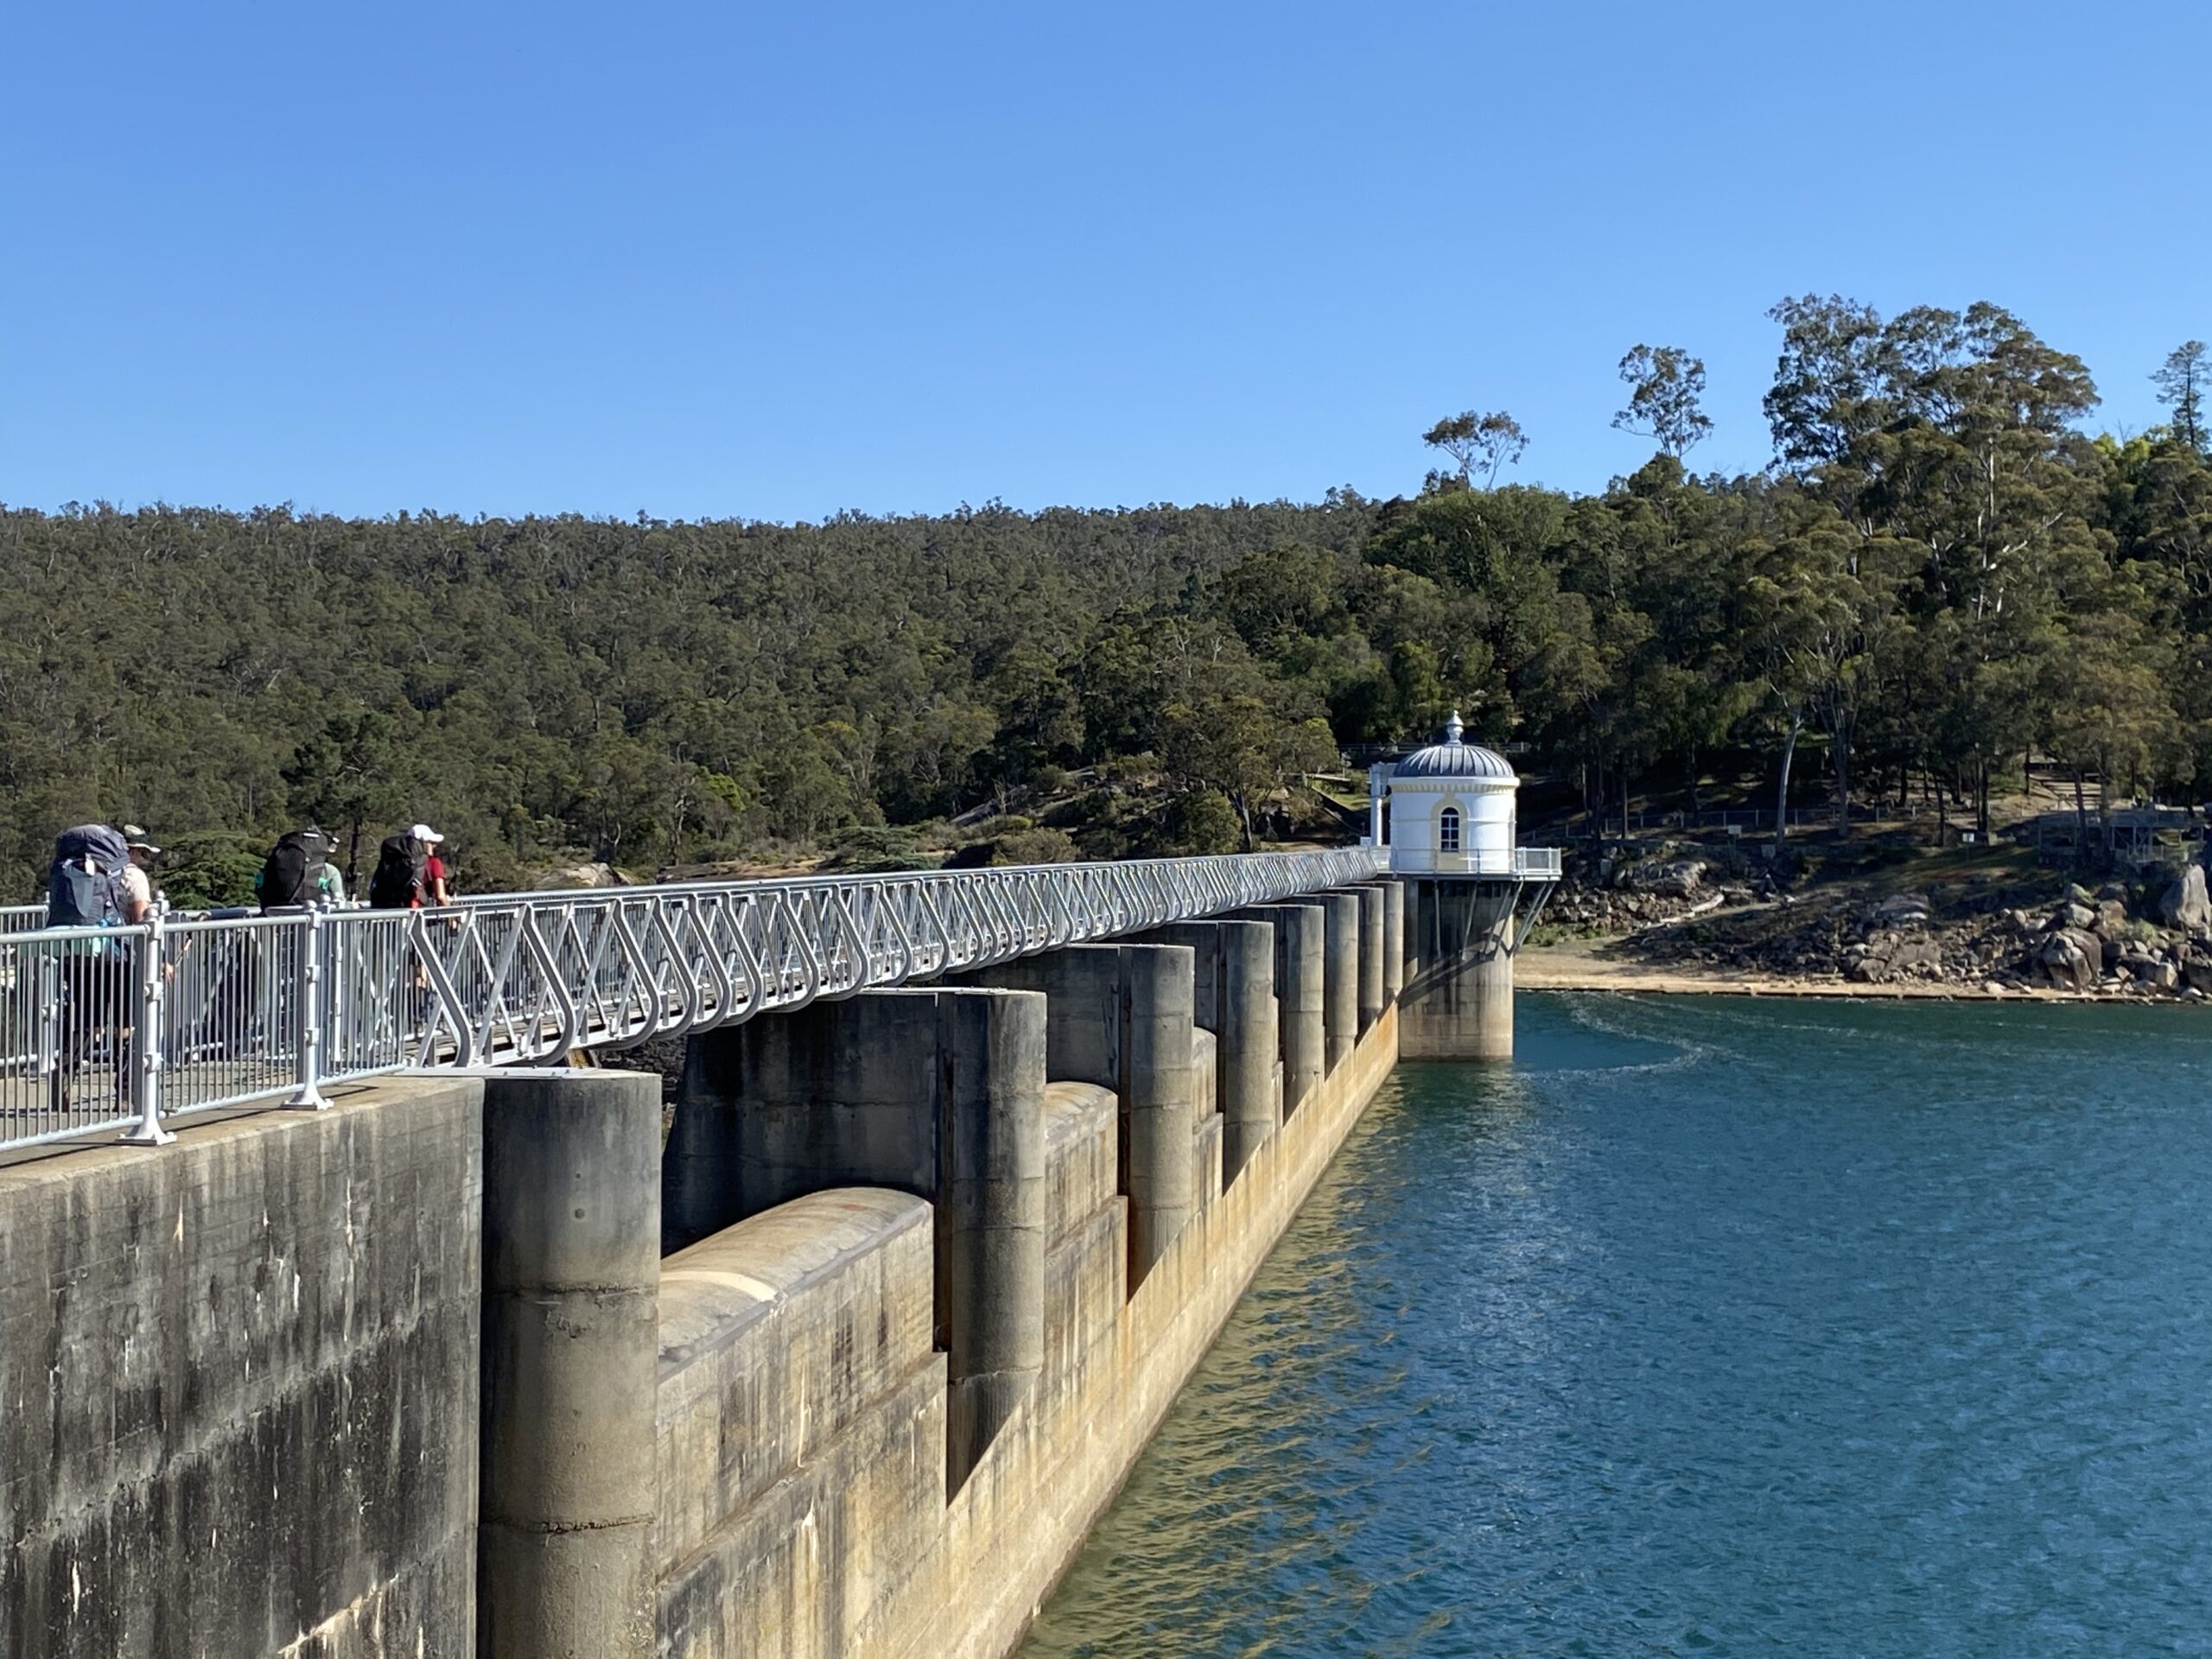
(1442, 710), (1465, 744)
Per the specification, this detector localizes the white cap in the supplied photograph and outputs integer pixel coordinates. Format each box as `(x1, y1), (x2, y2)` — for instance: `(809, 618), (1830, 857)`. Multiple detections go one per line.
(410, 823), (444, 844)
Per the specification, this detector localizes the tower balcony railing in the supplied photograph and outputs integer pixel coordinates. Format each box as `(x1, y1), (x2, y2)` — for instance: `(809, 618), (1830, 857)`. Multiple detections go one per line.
(1387, 846), (1562, 879)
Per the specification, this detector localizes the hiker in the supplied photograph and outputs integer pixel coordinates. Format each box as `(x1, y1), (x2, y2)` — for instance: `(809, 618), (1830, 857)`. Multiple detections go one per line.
(256, 828), (345, 911)
(415, 825), (452, 907)
(46, 823), (135, 931)
(42, 824), (137, 1110)
(120, 832), (160, 924)
(367, 824), (451, 911)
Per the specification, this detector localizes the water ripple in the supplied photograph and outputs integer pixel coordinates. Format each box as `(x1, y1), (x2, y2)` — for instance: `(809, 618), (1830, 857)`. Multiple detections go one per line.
(1021, 994), (2212, 1659)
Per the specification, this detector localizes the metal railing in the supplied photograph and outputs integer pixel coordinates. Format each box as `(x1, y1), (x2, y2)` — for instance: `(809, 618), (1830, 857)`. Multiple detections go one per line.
(0, 925), (162, 1148)
(1596, 805), (1882, 835)
(1382, 847), (1563, 879)
(1, 847), (1387, 1154)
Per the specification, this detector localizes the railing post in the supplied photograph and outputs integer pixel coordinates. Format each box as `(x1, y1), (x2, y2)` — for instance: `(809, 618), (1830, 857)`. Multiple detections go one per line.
(35, 948), (59, 1085)
(288, 908), (332, 1109)
(120, 917), (174, 1146)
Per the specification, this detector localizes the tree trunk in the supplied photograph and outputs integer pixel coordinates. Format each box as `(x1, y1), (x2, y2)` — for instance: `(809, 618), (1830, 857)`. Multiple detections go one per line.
(1773, 709), (1803, 856)
(1833, 720), (1852, 839)
(1620, 755), (1630, 842)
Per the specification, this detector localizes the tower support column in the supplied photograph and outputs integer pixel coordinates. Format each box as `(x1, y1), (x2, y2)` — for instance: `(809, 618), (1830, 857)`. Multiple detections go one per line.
(1398, 878), (1519, 1060)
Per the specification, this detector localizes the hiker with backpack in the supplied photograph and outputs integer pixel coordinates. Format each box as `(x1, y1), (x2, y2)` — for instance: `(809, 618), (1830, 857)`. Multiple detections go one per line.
(365, 826), (451, 1045)
(42, 824), (144, 1110)
(257, 828), (345, 911)
(368, 824), (451, 910)
(45, 823), (136, 931)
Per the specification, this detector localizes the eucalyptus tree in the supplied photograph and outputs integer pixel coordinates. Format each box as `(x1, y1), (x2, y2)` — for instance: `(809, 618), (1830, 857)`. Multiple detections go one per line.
(1421, 410), (1529, 487)
(2153, 340), (2209, 452)
(1612, 345), (1713, 459)
(1763, 296), (2105, 830)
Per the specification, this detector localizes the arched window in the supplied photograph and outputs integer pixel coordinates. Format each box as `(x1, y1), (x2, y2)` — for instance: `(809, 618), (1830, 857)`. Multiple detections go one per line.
(1439, 805), (1462, 852)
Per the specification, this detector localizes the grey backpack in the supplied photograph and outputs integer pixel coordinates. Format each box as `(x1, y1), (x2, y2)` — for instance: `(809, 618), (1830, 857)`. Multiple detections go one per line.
(46, 823), (130, 928)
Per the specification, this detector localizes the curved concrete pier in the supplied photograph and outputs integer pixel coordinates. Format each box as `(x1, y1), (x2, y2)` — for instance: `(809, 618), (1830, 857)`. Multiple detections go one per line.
(1319, 892), (1362, 1072)
(1235, 901), (1326, 1115)
(1135, 919), (1278, 1185)
(480, 1068), (662, 1659)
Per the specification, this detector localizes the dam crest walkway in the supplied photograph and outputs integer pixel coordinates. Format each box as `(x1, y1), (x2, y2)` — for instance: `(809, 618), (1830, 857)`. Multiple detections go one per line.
(0, 847), (1392, 1153)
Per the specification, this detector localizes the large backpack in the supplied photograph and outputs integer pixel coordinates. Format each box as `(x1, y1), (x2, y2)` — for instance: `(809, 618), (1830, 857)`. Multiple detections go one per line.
(46, 823), (131, 928)
(258, 829), (332, 911)
(367, 835), (429, 910)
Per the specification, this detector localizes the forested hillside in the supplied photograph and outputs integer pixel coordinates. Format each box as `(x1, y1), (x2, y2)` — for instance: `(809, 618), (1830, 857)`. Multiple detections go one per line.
(3, 297), (2208, 902)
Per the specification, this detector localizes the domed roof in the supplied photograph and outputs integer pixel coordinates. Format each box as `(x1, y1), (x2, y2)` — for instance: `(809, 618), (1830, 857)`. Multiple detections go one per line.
(1390, 712), (1516, 781)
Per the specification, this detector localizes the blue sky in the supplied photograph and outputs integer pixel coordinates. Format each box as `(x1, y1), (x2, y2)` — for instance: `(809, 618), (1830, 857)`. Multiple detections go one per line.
(5, 2), (2209, 523)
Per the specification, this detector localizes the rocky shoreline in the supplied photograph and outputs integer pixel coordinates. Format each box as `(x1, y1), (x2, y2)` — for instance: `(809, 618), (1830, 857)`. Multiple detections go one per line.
(1530, 855), (2212, 1004)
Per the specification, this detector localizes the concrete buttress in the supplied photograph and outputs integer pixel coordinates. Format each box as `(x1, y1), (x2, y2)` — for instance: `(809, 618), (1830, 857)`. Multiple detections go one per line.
(1372, 879), (1407, 1002)
(1344, 885), (1387, 1033)
(479, 1067), (661, 1659)
(1233, 902), (1325, 1116)
(951, 944), (1197, 1287)
(1319, 893), (1362, 1073)
(661, 988), (1046, 1490)
(1133, 919), (1278, 1186)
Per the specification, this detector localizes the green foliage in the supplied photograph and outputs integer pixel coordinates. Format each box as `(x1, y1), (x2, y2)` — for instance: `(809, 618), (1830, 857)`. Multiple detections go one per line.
(157, 831), (267, 910)
(1167, 791), (1242, 856)
(0, 497), (1375, 894)
(825, 824), (934, 872)
(1612, 345), (1713, 457)
(5, 295), (2210, 893)
(988, 827), (1081, 866)
(1422, 410), (1528, 487)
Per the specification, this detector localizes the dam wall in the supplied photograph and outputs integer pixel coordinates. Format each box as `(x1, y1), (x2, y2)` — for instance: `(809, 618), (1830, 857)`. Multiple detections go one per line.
(0, 1077), (484, 1659)
(654, 916), (1400, 1659)
(2, 883), (1408, 1659)
(868, 1001), (1397, 1659)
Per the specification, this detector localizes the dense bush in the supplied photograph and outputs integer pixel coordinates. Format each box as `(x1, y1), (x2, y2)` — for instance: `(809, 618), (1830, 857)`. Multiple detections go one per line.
(6, 302), (2209, 899)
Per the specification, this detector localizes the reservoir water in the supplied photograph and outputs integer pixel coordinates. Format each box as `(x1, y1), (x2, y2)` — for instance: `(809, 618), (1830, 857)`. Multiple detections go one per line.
(1020, 993), (2212, 1657)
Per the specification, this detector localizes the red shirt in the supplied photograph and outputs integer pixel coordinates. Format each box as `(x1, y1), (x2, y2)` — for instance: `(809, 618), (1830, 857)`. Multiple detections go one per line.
(410, 853), (448, 908)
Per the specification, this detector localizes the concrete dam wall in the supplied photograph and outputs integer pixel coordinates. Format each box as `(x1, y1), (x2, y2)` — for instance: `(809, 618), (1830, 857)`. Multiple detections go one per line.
(2, 880), (1429, 1659)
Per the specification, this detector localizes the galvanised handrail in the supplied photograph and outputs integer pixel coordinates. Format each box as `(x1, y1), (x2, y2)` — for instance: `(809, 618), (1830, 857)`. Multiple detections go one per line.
(0, 847), (1389, 1152)
(1380, 847), (1563, 879)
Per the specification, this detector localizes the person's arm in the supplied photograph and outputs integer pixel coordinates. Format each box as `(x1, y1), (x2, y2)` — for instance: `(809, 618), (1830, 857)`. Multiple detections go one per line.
(119, 865), (152, 925)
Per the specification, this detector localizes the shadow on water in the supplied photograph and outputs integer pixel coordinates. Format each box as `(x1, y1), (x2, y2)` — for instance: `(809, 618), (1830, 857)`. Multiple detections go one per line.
(1020, 994), (2212, 1659)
